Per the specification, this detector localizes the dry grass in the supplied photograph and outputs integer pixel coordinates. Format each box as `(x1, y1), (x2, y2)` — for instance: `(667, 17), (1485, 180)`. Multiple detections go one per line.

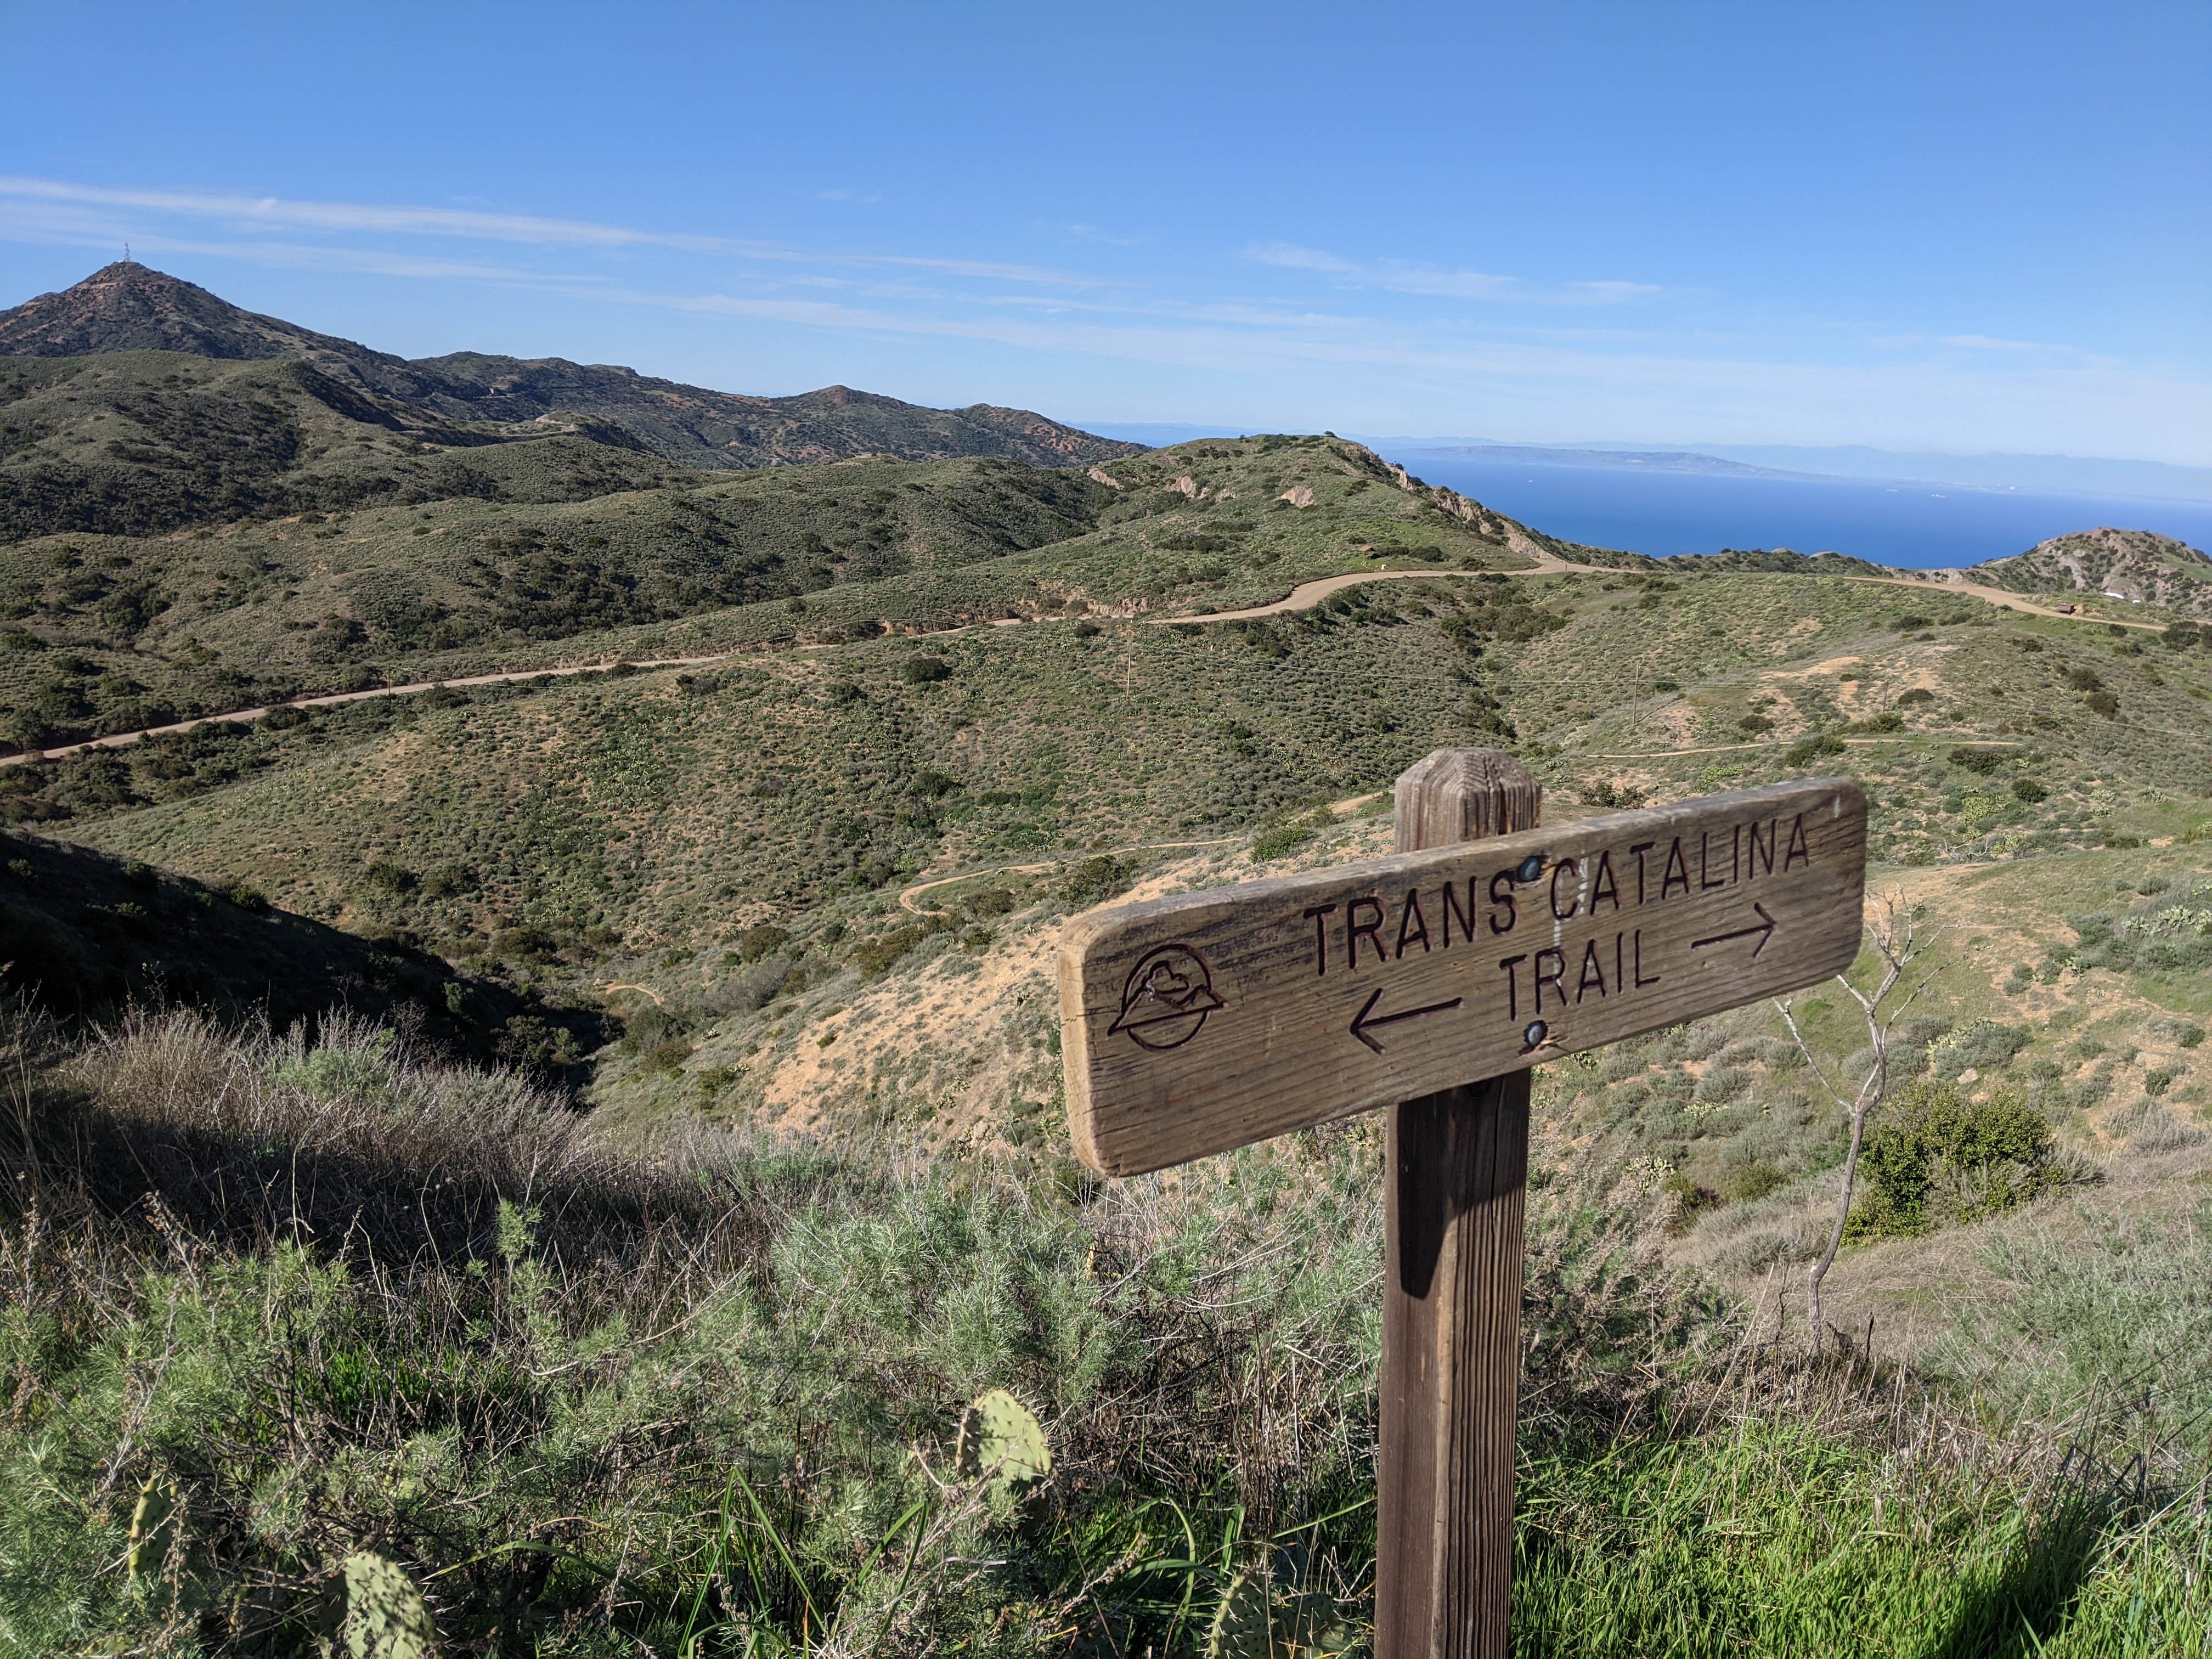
(1, 1005), (2205, 1654)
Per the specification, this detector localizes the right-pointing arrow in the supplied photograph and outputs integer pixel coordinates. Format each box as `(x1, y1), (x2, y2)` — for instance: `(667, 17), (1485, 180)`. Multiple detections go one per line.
(1691, 901), (1777, 958)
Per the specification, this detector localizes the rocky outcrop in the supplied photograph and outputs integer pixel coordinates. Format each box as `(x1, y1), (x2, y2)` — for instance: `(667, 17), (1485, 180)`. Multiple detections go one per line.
(1972, 528), (2212, 616)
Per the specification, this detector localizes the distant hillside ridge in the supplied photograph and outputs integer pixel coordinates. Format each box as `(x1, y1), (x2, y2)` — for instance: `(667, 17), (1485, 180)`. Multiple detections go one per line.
(1971, 528), (2212, 617)
(0, 263), (1142, 471)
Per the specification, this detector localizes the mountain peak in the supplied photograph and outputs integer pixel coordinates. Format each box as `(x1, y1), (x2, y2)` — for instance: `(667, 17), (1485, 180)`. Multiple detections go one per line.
(0, 261), (372, 362)
(0, 263), (1143, 472)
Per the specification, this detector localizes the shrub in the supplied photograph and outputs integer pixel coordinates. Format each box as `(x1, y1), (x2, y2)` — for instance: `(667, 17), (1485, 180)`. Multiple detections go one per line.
(850, 924), (924, 976)
(736, 923), (791, 962)
(1722, 1161), (1789, 1203)
(420, 863), (478, 898)
(964, 887), (1017, 917)
(1894, 689), (1936, 706)
(1736, 714), (1774, 736)
(364, 861), (417, 894)
(2011, 777), (2047, 803)
(1062, 854), (1135, 906)
(1073, 620), (1101, 639)
(1850, 1081), (2063, 1238)
(1685, 1072), (1745, 1116)
(1784, 732), (1847, 767)
(2084, 690), (2120, 719)
(261, 704), (307, 731)
(224, 882), (270, 913)
(1947, 746), (2004, 774)
(639, 1039), (694, 1076)
(493, 926), (560, 961)
(2067, 667), (2104, 692)
(1661, 1171), (1723, 1229)
(1251, 823), (1316, 861)
(1583, 779), (1648, 809)
(1928, 1020), (2032, 1080)
(901, 656), (952, 684)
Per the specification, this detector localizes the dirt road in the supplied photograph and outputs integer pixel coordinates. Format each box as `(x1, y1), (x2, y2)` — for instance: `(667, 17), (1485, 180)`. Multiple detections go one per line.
(4, 550), (2164, 771)
(1, 650), (742, 769)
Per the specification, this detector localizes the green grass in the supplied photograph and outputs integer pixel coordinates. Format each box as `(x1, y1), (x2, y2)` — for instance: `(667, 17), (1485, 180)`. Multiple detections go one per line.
(1, 1008), (2205, 1656)
(1517, 1420), (2209, 1657)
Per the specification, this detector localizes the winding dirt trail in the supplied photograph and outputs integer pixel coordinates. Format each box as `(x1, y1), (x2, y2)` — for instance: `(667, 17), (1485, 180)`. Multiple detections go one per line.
(1586, 737), (2026, 761)
(1847, 568), (2168, 629)
(1, 650), (743, 769)
(1148, 567), (1502, 623)
(896, 836), (1239, 913)
(4, 549), (2164, 772)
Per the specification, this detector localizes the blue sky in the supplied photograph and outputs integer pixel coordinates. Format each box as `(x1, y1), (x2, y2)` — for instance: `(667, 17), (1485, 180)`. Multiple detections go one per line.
(2, 1), (2205, 463)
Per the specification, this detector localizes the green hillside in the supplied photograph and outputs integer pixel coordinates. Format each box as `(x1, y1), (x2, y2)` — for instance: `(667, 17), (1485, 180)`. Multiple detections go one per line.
(0, 347), (686, 543)
(0, 823), (596, 1068)
(0, 262), (1141, 483)
(3, 396), (2209, 1652)
(5, 434), (2199, 1154)
(0, 450), (1113, 750)
(1972, 526), (2212, 616)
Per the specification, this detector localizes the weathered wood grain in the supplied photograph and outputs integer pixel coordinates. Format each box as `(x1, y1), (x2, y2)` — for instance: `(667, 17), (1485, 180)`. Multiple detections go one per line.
(1371, 752), (1531, 1659)
(1058, 777), (1867, 1176)
(1377, 748), (1538, 1659)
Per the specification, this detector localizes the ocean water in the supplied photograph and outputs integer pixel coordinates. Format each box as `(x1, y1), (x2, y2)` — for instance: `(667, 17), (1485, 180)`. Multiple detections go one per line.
(1400, 455), (2212, 571)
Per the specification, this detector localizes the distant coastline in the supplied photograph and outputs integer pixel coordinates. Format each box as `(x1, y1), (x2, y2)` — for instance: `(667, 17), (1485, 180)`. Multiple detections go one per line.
(1397, 452), (2212, 570)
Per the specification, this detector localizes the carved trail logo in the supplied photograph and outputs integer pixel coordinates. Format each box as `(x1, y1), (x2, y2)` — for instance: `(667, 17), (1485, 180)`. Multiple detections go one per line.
(1108, 944), (1224, 1051)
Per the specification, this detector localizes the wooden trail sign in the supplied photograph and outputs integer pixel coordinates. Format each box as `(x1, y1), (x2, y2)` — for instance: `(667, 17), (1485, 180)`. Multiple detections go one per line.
(1057, 752), (1867, 1659)
(1059, 774), (1868, 1177)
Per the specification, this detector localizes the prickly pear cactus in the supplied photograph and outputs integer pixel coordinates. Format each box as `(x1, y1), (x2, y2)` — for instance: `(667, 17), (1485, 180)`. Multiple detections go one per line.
(125, 1475), (179, 1582)
(343, 1551), (439, 1659)
(956, 1388), (1050, 1493)
(1205, 1567), (1273, 1659)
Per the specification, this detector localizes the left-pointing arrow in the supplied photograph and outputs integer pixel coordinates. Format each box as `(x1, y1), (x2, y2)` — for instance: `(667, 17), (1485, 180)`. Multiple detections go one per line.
(1350, 988), (1465, 1054)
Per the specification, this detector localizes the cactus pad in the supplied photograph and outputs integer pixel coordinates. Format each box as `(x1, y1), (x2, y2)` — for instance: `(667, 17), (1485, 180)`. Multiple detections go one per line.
(1205, 1567), (1273, 1659)
(126, 1475), (179, 1582)
(343, 1551), (439, 1659)
(956, 1388), (1049, 1492)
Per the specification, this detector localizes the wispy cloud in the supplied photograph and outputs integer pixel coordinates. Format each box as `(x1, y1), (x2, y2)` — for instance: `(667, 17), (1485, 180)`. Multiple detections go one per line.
(0, 176), (735, 251)
(1243, 241), (1668, 306)
(2, 174), (2197, 462)
(1862, 330), (2122, 370)
(1245, 241), (1358, 274)
(1049, 222), (1146, 247)
(1939, 333), (2061, 353)
(0, 176), (1116, 290)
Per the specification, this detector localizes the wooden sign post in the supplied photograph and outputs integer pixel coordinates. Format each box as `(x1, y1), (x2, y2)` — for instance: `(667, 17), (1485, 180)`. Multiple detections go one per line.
(1058, 752), (1867, 1656)
(1377, 750), (1541, 1659)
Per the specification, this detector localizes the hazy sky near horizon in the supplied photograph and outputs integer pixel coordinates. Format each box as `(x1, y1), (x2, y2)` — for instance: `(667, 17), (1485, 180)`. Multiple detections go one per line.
(1, 1), (2205, 464)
